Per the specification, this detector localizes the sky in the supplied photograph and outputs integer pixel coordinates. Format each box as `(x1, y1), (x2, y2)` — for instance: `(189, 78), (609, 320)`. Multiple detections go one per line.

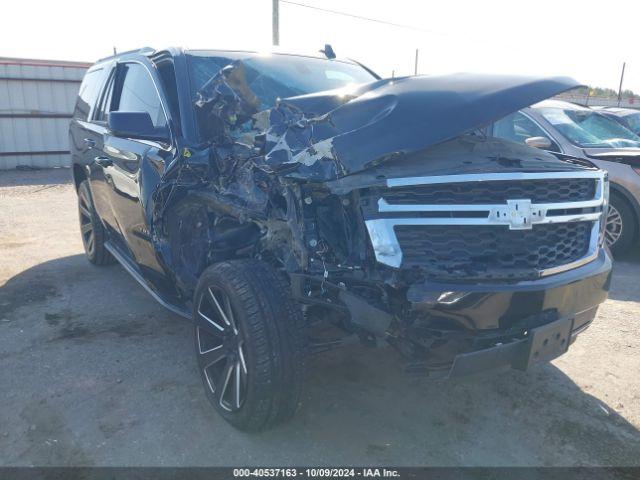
(2, 0), (639, 92)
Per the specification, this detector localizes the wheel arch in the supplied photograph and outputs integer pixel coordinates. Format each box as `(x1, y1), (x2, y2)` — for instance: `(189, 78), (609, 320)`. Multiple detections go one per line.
(72, 164), (89, 191)
(610, 182), (640, 240)
(162, 197), (264, 298)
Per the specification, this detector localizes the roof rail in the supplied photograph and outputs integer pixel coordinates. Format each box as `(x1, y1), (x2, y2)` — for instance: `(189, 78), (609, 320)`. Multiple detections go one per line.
(96, 47), (155, 63)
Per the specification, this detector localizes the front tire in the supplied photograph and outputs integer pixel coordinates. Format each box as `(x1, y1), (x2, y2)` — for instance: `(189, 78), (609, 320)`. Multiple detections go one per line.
(77, 180), (115, 266)
(193, 260), (305, 431)
(606, 193), (637, 255)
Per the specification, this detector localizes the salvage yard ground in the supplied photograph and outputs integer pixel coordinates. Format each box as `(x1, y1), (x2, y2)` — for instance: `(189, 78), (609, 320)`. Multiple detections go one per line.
(0, 168), (639, 466)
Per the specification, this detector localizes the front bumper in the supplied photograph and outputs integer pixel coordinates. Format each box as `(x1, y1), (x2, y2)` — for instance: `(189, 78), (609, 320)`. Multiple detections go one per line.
(411, 248), (612, 377)
(407, 248), (612, 332)
(446, 307), (595, 378)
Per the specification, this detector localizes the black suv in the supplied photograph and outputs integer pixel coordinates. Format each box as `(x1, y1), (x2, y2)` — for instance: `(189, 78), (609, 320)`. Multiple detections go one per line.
(70, 47), (612, 431)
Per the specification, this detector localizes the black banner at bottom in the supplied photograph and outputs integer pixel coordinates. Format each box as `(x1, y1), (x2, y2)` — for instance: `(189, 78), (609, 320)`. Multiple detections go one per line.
(0, 467), (638, 480)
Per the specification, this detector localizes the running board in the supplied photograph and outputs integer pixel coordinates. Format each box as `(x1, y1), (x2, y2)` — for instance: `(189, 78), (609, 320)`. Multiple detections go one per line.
(104, 242), (192, 320)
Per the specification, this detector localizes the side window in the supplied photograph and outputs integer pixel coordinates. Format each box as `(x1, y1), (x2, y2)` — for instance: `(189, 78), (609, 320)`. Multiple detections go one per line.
(93, 70), (115, 123)
(113, 63), (167, 128)
(493, 112), (558, 151)
(73, 69), (104, 121)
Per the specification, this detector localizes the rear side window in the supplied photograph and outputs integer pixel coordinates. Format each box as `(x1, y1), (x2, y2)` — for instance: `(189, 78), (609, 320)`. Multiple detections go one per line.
(93, 71), (115, 123)
(113, 63), (167, 128)
(73, 68), (105, 121)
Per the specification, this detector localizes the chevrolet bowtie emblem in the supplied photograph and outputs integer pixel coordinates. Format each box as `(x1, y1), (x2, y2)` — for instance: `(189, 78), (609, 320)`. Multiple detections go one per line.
(493, 199), (543, 230)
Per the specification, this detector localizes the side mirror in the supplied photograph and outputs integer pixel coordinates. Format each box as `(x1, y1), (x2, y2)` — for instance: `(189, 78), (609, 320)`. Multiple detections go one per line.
(525, 136), (552, 150)
(108, 111), (169, 142)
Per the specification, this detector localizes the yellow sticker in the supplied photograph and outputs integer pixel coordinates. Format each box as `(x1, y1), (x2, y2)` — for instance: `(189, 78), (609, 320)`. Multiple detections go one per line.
(182, 148), (192, 158)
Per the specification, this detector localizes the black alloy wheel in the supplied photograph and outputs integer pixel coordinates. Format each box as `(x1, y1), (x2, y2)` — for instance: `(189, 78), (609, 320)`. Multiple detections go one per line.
(193, 260), (305, 431)
(77, 180), (114, 265)
(195, 284), (248, 412)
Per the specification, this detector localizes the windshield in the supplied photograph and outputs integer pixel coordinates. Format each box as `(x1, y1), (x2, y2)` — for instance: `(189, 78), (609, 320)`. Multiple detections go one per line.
(537, 107), (640, 148)
(186, 51), (376, 111)
(623, 112), (640, 133)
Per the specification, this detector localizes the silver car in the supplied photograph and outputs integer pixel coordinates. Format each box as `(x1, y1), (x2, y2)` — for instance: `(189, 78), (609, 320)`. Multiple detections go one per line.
(490, 99), (640, 254)
(594, 106), (640, 136)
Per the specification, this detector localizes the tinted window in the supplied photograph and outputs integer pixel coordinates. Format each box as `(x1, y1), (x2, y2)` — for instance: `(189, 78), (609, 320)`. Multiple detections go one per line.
(73, 68), (105, 121)
(114, 63), (167, 128)
(93, 71), (115, 122)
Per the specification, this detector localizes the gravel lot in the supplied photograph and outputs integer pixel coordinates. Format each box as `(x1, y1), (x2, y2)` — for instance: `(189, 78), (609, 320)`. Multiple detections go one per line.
(0, 168), (639, 467)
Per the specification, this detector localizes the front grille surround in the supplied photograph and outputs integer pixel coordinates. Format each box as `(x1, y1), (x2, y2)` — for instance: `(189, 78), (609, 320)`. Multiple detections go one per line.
(363, 171), (606, 279)
(383, 177), (596, 205)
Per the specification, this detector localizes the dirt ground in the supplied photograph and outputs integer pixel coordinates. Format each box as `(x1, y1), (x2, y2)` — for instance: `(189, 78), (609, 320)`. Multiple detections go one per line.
(0, 168), (638, 467)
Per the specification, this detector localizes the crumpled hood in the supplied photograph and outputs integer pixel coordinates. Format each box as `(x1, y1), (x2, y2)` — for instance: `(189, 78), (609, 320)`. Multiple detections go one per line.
(263, 73), (581, 180)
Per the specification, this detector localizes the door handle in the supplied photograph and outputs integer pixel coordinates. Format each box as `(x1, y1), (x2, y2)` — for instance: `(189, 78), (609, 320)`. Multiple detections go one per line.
(84, 138), (96, 148)
(95, 157), (113, 167)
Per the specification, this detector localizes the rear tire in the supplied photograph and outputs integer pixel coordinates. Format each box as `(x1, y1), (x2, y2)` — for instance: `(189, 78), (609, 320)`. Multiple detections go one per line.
(193, 260), (306, 432)
(606, 192), (637, 255)
(77, 180), (115, 266)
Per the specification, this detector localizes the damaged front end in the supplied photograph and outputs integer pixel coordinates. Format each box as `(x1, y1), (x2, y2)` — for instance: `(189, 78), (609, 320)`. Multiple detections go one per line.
(153, 55), (611, 377)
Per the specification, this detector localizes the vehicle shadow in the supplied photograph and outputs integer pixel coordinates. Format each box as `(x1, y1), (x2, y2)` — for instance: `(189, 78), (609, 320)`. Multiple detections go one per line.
(274, 343), (640, 466)
(0, 255), (638, 467)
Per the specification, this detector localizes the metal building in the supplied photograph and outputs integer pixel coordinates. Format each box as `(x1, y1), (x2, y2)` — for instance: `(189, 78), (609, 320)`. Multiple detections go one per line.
(0, 57), (90, 170)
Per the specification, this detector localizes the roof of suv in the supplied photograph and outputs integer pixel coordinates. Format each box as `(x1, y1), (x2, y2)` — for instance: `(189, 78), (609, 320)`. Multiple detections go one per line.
(93, 46), (360, 68)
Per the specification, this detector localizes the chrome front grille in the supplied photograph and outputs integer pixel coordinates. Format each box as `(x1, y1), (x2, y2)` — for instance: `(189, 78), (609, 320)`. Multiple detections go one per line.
(382, 177), (596, 205)
(363, 171), (607, 278)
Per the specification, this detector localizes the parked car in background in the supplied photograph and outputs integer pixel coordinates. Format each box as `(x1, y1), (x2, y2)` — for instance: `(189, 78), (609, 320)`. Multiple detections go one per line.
(593, 106), (640, 136)
(491, 99), (640, 254)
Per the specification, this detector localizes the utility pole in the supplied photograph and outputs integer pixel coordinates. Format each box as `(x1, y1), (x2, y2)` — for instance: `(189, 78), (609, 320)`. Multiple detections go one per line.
(617, 62), (626, 107)
(584, 87), (590, 106)
(272, 0), (280, 46)
(414, 48), (419, 75)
